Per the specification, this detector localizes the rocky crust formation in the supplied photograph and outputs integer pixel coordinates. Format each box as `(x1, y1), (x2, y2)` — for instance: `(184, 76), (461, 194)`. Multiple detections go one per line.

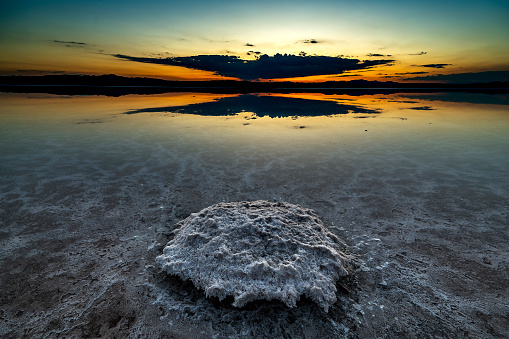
(156, 200), (349, 312)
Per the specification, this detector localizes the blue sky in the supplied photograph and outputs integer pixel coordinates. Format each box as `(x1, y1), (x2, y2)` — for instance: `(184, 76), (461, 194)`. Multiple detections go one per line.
(1, 0), (508, 81)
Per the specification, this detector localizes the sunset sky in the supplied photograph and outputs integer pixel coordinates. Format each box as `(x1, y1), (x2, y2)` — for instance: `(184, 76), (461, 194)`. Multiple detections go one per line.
(1, 0), (508, 82)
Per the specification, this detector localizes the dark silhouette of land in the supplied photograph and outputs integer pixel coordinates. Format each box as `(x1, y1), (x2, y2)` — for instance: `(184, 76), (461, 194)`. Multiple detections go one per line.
(1, 74), (508, 96)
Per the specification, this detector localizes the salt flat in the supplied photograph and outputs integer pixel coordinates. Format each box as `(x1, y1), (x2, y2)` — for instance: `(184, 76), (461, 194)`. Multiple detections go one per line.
(1, 92), (508, 338)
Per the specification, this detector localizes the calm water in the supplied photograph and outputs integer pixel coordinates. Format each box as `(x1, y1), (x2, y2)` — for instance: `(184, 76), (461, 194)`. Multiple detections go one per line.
(2, 91), (508, 338)
(1, 91), (508, 222)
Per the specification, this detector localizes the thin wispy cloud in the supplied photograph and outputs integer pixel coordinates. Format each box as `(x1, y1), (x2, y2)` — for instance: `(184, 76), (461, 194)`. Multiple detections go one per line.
(413, 63), (451, 68)
(409, 51), (427, 55)
(405, 70), (509, 83)
(52, 40), (88, 47)
(406, 106), (435, 110)
(331, 74), (362, 77)
(301, 39), (320, 44)
(367, 53), (392, 57)
(17, 69), (66, 74)
(112, 53), (395, 80)
(395, 71), (428, 75)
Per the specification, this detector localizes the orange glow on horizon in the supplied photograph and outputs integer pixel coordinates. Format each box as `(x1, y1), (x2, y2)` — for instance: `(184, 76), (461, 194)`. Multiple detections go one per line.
(0, 49), (504, 83)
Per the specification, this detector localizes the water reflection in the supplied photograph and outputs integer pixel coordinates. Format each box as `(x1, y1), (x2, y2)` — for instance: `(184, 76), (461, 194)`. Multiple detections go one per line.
(124, 93), (382, 117)
(1, 91), (508, 338)
(1, 92), (508, 329)
(120, 91), (509, 119)
(398, 92), (509, 106)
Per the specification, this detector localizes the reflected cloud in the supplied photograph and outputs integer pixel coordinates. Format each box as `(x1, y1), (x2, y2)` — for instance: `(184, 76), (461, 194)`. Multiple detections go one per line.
(404, 106), (435, 111)
(398, 92), (509, 106)
(124, 94), (382, 117)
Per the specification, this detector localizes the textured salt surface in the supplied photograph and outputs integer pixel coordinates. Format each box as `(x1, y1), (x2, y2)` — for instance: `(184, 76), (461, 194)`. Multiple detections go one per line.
(156, 200), (349, 312)
(2, 93), (509, 338)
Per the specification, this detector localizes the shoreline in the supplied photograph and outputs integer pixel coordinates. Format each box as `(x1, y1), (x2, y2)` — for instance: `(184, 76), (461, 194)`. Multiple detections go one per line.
(1, 84), (509, 96)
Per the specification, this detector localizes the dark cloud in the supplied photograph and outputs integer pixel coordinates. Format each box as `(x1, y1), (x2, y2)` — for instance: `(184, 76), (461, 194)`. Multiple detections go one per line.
(395, 71), (428, 75)
(367, 53), (392, 57)
(409, 51), (427, 55)
(245, 43), (254, 47)
(413, 63), (451, 68)
(405, 71), (509, 83)
(124, 94), (382, 117)
(112, 53), (395, 80)
(53, 40), (87, 47)
(302, 39), (319, 44)
(331, 74), (362, 77)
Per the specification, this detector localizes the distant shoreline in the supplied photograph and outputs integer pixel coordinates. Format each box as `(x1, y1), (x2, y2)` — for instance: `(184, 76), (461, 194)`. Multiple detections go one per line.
(1, 85), (508, 96)
(1, 74), (508, 95)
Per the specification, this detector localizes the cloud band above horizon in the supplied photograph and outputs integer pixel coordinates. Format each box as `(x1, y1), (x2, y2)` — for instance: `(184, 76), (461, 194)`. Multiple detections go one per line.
(112, 53), (395, 80)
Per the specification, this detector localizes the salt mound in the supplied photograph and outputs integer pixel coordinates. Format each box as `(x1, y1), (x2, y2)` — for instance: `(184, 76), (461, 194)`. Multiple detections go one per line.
(156, 200), (349, 312)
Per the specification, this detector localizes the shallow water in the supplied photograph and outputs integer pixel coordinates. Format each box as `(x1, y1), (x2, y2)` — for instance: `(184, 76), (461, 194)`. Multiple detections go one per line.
(1, 92), (508, 205)
(1, 91), (509, 337)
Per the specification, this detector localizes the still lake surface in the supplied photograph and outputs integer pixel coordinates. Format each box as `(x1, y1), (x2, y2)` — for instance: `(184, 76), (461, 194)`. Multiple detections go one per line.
(2, 92), (508, 201)
(1, 91), (508, 242)
(1, 91), (509, 337)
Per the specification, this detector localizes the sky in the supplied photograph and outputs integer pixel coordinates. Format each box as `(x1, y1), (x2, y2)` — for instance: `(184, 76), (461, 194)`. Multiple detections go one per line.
(1, 0), (508, 82)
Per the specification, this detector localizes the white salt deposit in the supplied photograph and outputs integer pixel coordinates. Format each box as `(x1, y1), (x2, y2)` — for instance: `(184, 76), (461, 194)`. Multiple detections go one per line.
(156, 200), (349, 312)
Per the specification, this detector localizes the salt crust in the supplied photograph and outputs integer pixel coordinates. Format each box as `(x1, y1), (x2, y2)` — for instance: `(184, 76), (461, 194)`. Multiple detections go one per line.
(156, 200), (349, 312)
